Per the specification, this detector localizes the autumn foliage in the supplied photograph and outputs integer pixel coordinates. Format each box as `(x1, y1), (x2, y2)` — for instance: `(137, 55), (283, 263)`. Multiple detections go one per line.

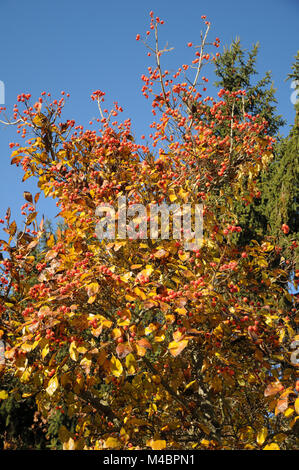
(0, 13), (298, 450)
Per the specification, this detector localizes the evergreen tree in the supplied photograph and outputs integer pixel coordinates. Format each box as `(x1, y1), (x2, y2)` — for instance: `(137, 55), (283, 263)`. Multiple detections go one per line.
(213, 41), (296, 258)
(214, 38), (285, 136)
(213, 44), (298, 296)
(261, 51), (299, 266)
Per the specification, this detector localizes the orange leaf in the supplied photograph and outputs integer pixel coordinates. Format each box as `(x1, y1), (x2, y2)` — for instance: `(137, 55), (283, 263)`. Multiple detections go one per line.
(116, 342), (133, 359)
(275, 397), (288, 416)
(137, 338), (152, 350)
(147, 439), (166, 450)
(154, 249), (169, 259)
(264, 382), (283, 397)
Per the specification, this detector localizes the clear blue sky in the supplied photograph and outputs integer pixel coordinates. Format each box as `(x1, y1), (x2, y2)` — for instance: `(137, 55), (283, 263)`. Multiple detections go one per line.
(0, 0), (298, 228)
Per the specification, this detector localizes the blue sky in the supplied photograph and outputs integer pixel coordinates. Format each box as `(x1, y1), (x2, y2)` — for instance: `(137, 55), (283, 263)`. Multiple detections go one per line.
(0, 0), (298, 228)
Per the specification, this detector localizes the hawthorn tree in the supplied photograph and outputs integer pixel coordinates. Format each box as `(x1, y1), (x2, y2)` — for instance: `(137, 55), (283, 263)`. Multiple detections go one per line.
(0, 13), (298, 450)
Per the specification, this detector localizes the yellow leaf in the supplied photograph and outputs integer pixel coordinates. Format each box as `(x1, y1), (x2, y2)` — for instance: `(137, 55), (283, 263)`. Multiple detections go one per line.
(257, 427), (268, 446)
(175, 307), (187, 316)
(0, 390), (8, 400)
(134, 287), (147, 300)
(33, 113), (47, 127)
(147, 439), (166, 450)
(112, 328), (122, 339)
(178, 188), (189, 202)
(46, 376), (59, 396)
(178, 251), (190, 262)
(86, 282), (99, 298)
(295, 397), (299, 415)
(284, 407), (294, 418)
(200, 439), (210, 447)
(110, 355), (123, 377)
(63, 437), (76, 450)
(168, 339), (188, 357)
(125, 294), (136, 302)
(114, 241), (126, 252)
(263, 443), (280, 450)
(154, 331), (165, 342)
(135, 344), (146, 357)
(126, 353), (137, 375)
(138, 265), (154, 279)
(69, 341), (79, 361)
(104, 437), (121, 449)
(21, 342), (33, 353)
(184, 380), (196, 391)
(42, 342), (50, 359)
(145, 323), (158, 335)
(47, 234), (55, 248)
(120, 272), (132, 283)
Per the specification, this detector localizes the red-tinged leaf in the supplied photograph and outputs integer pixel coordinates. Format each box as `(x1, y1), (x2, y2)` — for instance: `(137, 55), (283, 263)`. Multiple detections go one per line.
(159, 301), (171, 313)
(22, 171), (32, 182)
(142, 300), (157, 309)
(154, 249), (169, 259)
(137, 338), (152, 350)
(173, 330), (185, 342)
(86, 282), (99, 298)
(26, 211), (37, 225)
(45, 250), (58, 262)
(8, 221), (17, 237)
(174, 297), (187, 308)
(91, 326), (103, 338)
(11, 155), (23, 165)
(275, 397), (288, 416)
(156, 285), (168, 295)
(23, 191), (33, 204)
(39, 216), (44, 231)
(114, 241), (126, 252)
(27, 239), (39, 251)
(6, 208), (11, 222)
(5, 348), (16, 359)
(264, 382), (283, 397)
(116, 342), (133, 359)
